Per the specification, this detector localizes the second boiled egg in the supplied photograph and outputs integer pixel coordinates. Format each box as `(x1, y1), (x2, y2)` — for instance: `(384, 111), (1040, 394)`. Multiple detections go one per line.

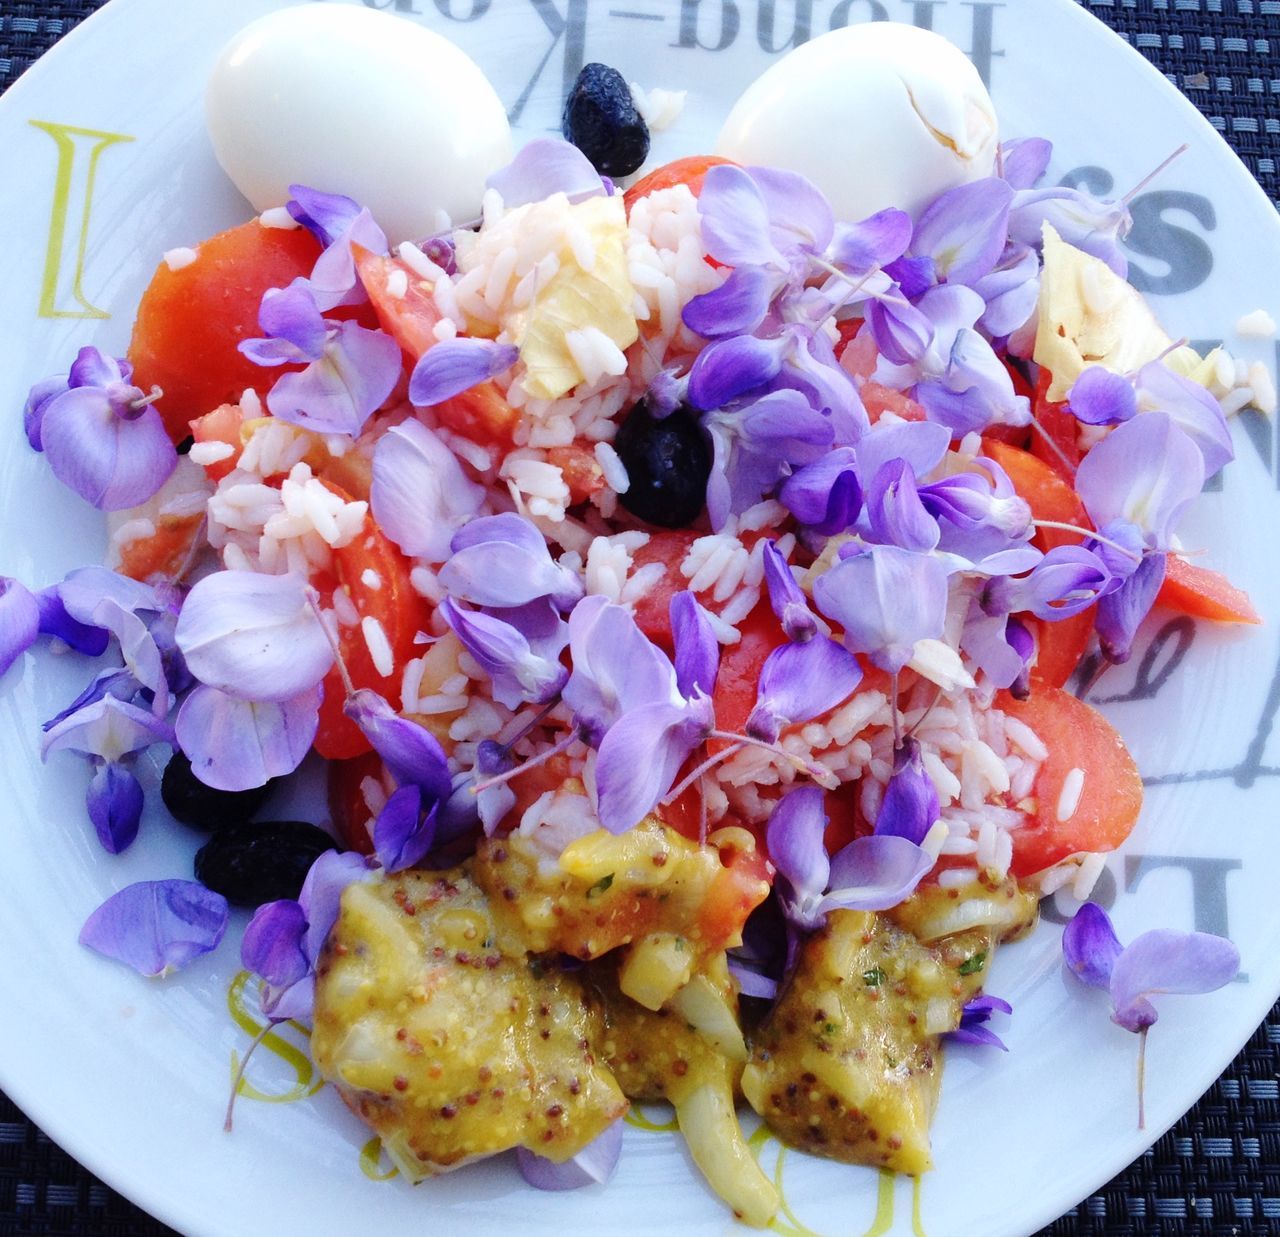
(205, 5), (513, 242)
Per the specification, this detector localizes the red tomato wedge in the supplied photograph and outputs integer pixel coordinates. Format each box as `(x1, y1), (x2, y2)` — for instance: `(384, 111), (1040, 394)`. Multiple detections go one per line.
(861, 380), (926, 424)
(982, 439), (1096, 687)
(1156, 555), (1260, 625)
(189, 404), (246, 483)
(1028, 367), (1082, 481)
(998, 686), (1143, 878)
(623, 155), (735, 213)
(710, 606), (785, 751)
(327, 751), (384, 854)
(312, 483), (433, 760)
(353, 247), (520, 448)
(128, 223), (323, 444)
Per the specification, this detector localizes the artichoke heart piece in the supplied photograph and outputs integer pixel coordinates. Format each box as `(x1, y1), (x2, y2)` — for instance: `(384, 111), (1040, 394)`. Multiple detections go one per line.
(311, 868), (625, 1181)
(741, 892), (1031, 1177)
(516, 193), (638, 401)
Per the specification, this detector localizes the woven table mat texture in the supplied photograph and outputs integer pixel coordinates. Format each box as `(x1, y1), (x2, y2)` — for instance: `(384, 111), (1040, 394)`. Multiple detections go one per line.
(2, 1), (1279, 1235)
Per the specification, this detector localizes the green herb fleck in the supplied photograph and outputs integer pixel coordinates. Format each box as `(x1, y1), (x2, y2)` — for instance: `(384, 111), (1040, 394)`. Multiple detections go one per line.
(822, 1021), (838, 1036)
(862, 966), (886, 987)
(586, 873), (614, 899)
(958, 951), (987, 976)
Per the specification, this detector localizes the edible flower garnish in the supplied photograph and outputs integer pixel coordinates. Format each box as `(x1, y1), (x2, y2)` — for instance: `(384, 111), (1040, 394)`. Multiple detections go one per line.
(25, 346), (177, 511)
(1062, 901), (1240, 1127)
(0, 577), (39, 677)
(286, 183), (389, 310)
(945, 994), (1013, 1051)
(516, 1117), (623, 1192)
(79, 879), (229, 977)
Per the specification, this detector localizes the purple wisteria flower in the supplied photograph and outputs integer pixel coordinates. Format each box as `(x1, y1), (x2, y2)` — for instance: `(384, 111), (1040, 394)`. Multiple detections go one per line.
(779, 447), (862, 536)
(80, 880), (229, 978)
(440, 598), (568, 710)
(1067, 366), (1138, 427)
(1007, 180), (1130, 276)
(517, 1117), (623, 1192)
(370, 419), (486, 563)
(1063, 902), (1239, 1126)
(982, 544), (1113, 622)
(813, 542), (949, 674)
(240, 280), (401, 436)
(486, 137), (606, 209)
(0, 577), (40, 677)
(767, 785), (932, 941)
(874, 739), (939, 844)
(242, 850), (376, 1021)
(42, 695), (175, 852)
(286, 184), (390, 310)
(26, 346), (177, 511)
(946, 994), (1012, 1051)
(439, 514), (584, 612)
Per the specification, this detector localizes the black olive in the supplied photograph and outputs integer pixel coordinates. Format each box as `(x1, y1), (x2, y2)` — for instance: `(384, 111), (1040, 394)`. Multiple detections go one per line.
(561, 63), (650, 178)
(613, 398), (711, 528)
(194, 820), (337, 908)
(161, 750), (273, 831)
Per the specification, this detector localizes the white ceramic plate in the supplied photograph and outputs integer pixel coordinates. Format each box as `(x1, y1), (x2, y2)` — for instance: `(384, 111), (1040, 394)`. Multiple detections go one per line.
(1, 2), (1278, 1234)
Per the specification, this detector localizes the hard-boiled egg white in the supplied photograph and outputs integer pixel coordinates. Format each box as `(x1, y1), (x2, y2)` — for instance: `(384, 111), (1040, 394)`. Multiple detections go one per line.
(205, 5), (513, 243)
(715, 23), (998, 222)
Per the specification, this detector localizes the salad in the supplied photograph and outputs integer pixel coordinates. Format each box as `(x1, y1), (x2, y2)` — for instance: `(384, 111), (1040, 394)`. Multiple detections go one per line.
(6, 8), (1262, 1228)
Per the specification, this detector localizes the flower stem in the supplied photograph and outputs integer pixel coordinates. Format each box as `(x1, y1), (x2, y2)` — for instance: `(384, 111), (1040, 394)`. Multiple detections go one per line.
(1028, 411), (1078, 477)
(1032, 519), (1144, 562)
(224, 1018), (276, 1133)
(305, 589), (355, 698)
(1136, 1025), (1148, 1131)
(471, 728), (578, 794)
(1123, 144), (1188, 205)
(663, 741), (744, 805)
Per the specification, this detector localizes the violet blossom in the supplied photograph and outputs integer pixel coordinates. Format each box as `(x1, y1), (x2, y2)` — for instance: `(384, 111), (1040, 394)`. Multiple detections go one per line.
(0, 577), (40, 677)
(874, 739), (939, 844)
(26, 346), (177, 511)
(486, 138), (606, 209)
(80, 880), (230, 978)
(517, 1118), (623, 1192)
(946, 994), (1012, 1050)
(242, 850), (376, 1021)
(287, 184), (389, 310)
(1063, 901), (1239, 1126)
(439, 597), (568, 710)
(408, 338), (519, 409)
(439, 513), (584, 612)
(240, 280), (401, 437)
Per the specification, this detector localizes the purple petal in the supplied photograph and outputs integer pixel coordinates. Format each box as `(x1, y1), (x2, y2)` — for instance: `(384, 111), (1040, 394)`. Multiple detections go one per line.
(854, 420), (952, 489)
(517, 1118), (623, 1191)
(1062, 902), (1124, 991)
(595, 700), (706, 833)
(287, 185), (364, 247)
(241, 899), (309, 990)
(563, 595), (678, 745)
(374, 784), (439, 873)
(762, 541), (816, 641)
(408, 339), (518, 408)
(687, 334), (787, 411)
(0, 577), (40, 676)
(780, 448), (862, 537)
(1109, 928), (1240, 1034)
(671, 591), (720, 699)
(1009, 185), (1130, 276)
(67, 346), (129, 389)
(439, 598), (567, 709)
(57, 565), (158, 621)
(1135, 361), (1234, 478)
(1096, 551), (1167, 665)
(696, 164), (782, 268)
(299, 850), (375, 963)
(255, 281), (328, 360)
(87, 596), (170, 717)
(729, 962), (779, 1001)
(267, 322), (402, 437)
(822, 834), (931, 913)
(682, 267), (776, 339)
(24, 373), (67, 451)
(972, 243), (1041, 339)
(41, 389), (178, 511)
(750, 165), (834, 255)
(866, 459), (939, 553)
(344, 689), (452, 799)
(86, 761), (144, 854)
(176, 571), (333, 702)
(175, 684), (320, 791)
(487, 137), (605, 208)
(987, 545), (1111, 622)
(813, 544), (949, 674)
(747, 637), (862, 743)
(884, 255), (936, 300)
(866, 296), (935, 366)
(442, 513), (584, 612)
(1068, 366), (1137, 427)
(765, 785), (830, 907)
(914, 382), (994, 437)
(36, 587), (110, 656)
(829, 209), (913, 274)
(79, 880), (229, 977)
(42, 668), (138, 733)
(1000, 137), (1052, 189)
(1076, 413), (1205, 546)
(912, 179), (1013, 287)
(874, 739), (939, 845)
(42, 695), (174, 763)
(947, 1023), (1008, 1050)
(371, 419), (486, 563)
(305, 205), (390, 311)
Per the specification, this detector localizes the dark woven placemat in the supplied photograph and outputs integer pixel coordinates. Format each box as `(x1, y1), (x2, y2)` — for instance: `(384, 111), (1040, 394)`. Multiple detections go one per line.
(3, 1), (1279, 1234)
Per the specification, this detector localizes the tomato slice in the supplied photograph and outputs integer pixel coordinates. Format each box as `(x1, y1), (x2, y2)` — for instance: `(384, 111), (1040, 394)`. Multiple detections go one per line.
(1156, 555), (1260, 625)
(353, 247), (519, 448)
(623, 155), (735, 213)
(312, 484), (434, 760)
(128, 223), (323, 444)
(861, 380), (926, 424)
(326, 750), (386, 854)
(189, 404), (246, 483)
(1027, 367), (1082, 481)
(998, 686), (1143, 878)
